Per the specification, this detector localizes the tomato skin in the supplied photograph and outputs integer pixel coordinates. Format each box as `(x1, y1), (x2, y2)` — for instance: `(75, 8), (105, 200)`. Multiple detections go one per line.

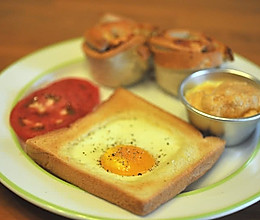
(10, 78), (100, 141)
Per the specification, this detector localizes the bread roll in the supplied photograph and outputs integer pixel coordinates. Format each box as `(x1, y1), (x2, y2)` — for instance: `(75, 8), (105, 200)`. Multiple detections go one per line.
(149, 29), (234, 95)
(82, 14), (157, 87)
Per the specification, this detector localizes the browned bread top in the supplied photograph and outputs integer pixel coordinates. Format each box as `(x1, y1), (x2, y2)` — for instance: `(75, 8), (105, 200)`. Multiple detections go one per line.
(149, 29), (234, 69)
(83, 14), (157, 59)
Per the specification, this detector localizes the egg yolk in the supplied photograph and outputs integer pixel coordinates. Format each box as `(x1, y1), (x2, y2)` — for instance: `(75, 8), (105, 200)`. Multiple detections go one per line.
(100, 145), (155, 176)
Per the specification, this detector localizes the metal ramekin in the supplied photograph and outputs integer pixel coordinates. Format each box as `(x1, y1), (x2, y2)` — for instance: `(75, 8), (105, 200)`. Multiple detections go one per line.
(179, 68), (260, 146)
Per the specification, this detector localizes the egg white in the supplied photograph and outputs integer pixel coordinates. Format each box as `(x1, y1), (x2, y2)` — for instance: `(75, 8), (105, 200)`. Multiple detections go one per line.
(59, 112), (196, 180)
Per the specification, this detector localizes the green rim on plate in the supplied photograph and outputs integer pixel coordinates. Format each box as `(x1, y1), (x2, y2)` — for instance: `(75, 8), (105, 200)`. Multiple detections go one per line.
(1, 38), (260, 220)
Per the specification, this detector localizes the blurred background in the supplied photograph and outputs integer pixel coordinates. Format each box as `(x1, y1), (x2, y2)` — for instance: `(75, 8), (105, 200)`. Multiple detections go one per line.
(1, 0), (260, 71)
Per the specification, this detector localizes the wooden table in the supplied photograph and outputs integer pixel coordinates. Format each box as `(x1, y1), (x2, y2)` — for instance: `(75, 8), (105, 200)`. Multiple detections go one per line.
(0, 0), (259, 219)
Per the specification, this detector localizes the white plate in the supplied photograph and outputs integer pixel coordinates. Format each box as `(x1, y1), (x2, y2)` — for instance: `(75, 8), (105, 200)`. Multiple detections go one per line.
(0, 38), (260, 220)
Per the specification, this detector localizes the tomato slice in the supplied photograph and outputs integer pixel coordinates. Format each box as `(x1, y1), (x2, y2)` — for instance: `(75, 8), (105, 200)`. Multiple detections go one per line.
(10, 78), (100, 141)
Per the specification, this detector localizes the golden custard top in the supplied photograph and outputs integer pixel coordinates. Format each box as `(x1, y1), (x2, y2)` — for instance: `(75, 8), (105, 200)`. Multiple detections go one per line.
(185, 80), (260, 118)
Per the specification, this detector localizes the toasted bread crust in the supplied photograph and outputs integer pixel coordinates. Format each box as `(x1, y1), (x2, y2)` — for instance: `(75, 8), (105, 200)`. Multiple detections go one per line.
(25, 88), (225, 216)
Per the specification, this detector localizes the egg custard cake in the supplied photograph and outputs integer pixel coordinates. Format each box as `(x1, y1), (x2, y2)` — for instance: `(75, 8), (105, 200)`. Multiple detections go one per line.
(25, 88), (225, 216)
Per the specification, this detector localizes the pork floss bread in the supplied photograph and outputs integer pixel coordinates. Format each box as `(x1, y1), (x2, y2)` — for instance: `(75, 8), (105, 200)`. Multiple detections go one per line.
(25, 88), (225, 216)
(82, 14), (157, 87)
(149, 29), (234, 95)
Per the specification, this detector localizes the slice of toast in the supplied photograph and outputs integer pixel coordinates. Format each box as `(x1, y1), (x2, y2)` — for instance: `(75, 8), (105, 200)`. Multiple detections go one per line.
(25, 88), (225, 216)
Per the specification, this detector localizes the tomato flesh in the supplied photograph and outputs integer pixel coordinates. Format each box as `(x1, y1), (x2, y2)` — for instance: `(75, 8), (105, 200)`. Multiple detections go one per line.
(10, 78), (100, 141)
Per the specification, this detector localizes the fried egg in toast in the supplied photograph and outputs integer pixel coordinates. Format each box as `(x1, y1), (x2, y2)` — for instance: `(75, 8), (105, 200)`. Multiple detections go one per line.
(25, 88), (225, 216)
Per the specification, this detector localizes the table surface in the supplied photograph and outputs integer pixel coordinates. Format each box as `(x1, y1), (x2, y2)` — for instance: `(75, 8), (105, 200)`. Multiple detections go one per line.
(0, 0), (259, 219)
